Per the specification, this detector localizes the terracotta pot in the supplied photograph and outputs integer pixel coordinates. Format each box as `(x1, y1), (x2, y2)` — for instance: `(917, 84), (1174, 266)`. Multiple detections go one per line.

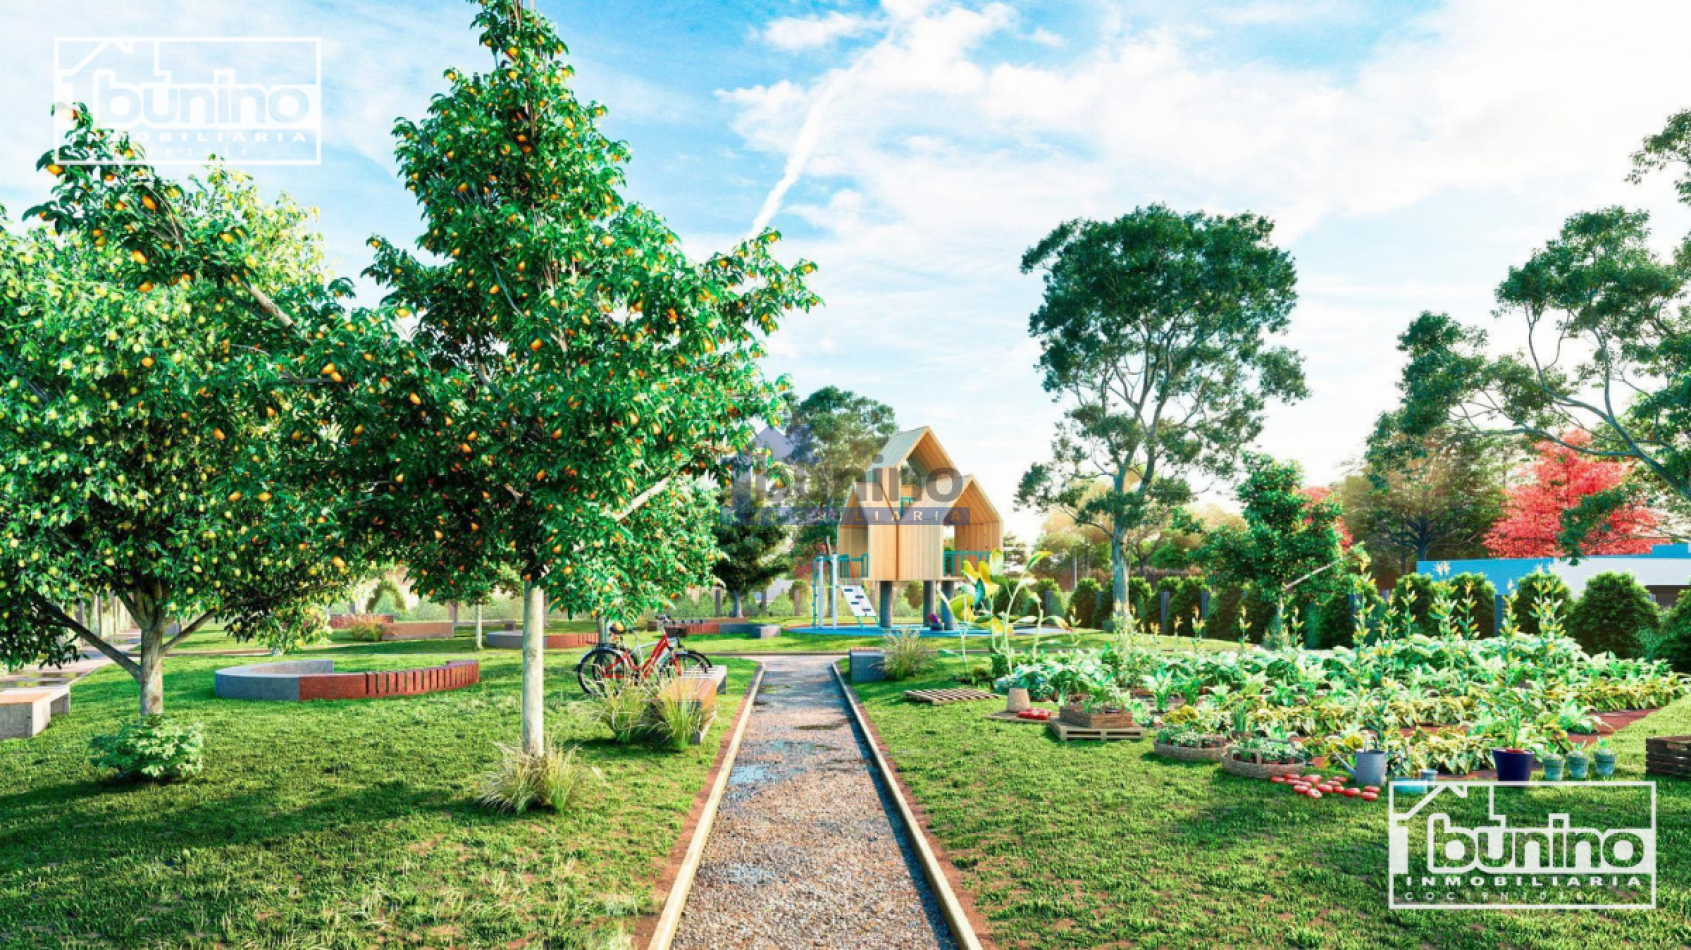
(1006, 687), (1031, 714)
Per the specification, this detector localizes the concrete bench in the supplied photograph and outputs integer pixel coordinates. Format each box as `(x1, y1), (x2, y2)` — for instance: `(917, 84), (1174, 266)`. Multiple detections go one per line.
(718, 622), (782, 639)
(482, 631), (598, 650)
(0, 686), (71, 740)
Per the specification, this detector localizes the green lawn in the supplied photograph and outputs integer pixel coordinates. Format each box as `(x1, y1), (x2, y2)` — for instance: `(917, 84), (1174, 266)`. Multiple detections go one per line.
(851, 658), (1691, 950)
(0, 639), (754, 949)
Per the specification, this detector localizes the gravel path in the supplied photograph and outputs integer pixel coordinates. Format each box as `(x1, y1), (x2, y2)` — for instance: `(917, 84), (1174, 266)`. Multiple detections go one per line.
(673, 655), (956, 950)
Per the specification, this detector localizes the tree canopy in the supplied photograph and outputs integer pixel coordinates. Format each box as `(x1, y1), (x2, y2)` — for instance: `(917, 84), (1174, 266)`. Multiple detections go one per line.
(1335, 429), (1505, 578)
(1015, 205), (1305, 603)
(1372, 112), (1691, 553)
(1484, 431), (1658, 558)
(358, 0), (817, 752)
(785, 386), (897, 556)
(2, 114), (388, 714)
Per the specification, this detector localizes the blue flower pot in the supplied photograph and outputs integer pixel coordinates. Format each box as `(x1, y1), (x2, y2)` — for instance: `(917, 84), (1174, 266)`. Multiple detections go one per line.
(1493, 748), (1535, 782)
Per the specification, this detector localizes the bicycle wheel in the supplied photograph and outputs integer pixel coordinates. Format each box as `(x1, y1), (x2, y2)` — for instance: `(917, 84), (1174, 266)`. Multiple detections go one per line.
(577, 646), (633, 695)
(674, 649), (712, 675)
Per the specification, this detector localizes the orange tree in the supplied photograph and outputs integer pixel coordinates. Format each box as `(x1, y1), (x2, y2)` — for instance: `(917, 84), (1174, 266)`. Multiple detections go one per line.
(0, 112), (395, 716)
(361, 0), (817, 754)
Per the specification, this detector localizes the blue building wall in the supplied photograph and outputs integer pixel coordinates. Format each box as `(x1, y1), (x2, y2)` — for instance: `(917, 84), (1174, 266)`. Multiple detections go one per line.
(1415, 543), (1691, 597)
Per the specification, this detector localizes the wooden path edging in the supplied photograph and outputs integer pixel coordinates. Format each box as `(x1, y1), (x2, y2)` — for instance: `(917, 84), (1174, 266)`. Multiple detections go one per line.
(646, 663), (766, 950)
(831, 663), (987, 950)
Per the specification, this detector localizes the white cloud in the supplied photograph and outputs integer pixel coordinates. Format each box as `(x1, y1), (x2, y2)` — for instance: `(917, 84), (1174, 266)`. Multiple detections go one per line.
(728, 0), (1691, 534)
(762, 12), (878, 51)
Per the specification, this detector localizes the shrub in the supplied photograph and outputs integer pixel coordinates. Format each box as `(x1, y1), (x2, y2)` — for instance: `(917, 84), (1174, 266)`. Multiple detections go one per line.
(476, 742), (601, 813)
(1210, 585), (1279, 643)
(89, 717), (204, 783)
(902, 580), (924, 610)
(1032, 577), (1065, 619)
(787, 579), (812, 614)
(881, 631), (938, 680)
(1510, 571), (1573, 636)
(1068, 578), (1108, 629)
(989, 582), (1038, 619)
(1649, 592), (1691, 673)
(1390, 573), (1441, 634)
(1567, 572), (1657, 658)
(1159, 575), (1209, 637)
(342, 622), (385, 642)
(587, 677), (658, 744)
(1125, 576), (1156, 633)
(1446, 572), (1499, 637)
(1309, 579), (1383, 649)
(653, 685), (718, 751)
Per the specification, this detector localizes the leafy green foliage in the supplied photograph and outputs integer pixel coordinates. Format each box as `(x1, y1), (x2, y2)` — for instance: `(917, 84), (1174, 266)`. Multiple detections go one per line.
(1650, 593), (1691, 673)
(1511, 572), (1574, 637)
(342, 622), (385, 643)
(711, 490), (789, 616)
(1446, 573), (1499, 638)
(1197, 455), (1349, 644)
(362, 0), (818, 624)
(1567, 572), (1658, 659)
(88, 716), (204, 783)
(1372, 114), (1691, 535)
(785, 386), (897, 553)
(1335, 430), (1504, 576)
(1067, 577), (1109, 629)
(1390, 573), (1441, 635)
(1016, 206), (1305, 603)
(4, 113), (386, 714)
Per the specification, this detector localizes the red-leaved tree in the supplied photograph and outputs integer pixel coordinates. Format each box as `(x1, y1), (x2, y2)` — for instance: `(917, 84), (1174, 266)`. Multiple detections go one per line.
(1484, 431), (1658, 558)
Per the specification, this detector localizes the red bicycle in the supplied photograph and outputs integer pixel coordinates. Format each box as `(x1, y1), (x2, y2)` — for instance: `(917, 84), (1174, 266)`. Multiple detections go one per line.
(575, 624), (711, 694)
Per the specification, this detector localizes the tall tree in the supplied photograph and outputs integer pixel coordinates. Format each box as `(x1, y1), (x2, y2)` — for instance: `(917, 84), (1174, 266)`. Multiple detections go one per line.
(1485, 431), (1658, 558)
(1, 116), (385, 715)
(362, 0), (816, 756)
(1373, 111), (1691, 553)
(1336, 430), (1505, 576)
(785, 386), (897, 556)
(1015, 206), (1306, 604)
(711, 490), (790, 617)
(1196, 455), (1349, 642)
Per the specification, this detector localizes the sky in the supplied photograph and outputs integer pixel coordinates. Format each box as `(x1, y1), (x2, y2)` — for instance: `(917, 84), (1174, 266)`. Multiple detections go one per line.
(6, 0), (1691, 539)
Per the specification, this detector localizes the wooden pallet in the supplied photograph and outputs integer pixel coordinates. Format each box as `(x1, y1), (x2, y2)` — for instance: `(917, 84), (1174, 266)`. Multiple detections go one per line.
(903, 687), (997, 706)
(1646, 735), (1691, 778)
(1047, 719), (1147, 742)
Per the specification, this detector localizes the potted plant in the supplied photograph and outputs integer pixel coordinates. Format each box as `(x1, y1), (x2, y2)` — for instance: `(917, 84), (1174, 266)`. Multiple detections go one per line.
(1591, 738), (1618, 778)
(1486, 711), (1537, 783)
(1539, 749), (1564, 781)
(1564, 745), (1590, 780)
(1060, 679), (1136, 729)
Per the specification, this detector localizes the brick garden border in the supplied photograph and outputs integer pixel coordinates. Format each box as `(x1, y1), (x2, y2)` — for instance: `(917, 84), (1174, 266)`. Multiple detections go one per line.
(214, 659), (480, 702)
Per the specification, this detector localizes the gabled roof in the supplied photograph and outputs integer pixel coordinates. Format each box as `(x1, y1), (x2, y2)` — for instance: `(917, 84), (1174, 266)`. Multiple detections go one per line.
(870, 427), (956, 477)
(904, 474), (1001, 526)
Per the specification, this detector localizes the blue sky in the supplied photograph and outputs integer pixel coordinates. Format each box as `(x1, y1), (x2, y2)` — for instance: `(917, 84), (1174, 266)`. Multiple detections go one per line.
(7, 0), (1691, 537)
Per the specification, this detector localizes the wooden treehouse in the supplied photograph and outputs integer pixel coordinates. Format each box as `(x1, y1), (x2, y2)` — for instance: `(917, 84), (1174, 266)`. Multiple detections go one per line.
(829, 427), (1003, 628)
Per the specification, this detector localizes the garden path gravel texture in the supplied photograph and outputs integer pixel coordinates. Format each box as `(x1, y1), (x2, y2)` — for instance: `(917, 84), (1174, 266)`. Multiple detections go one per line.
(673, 654), (957, 950)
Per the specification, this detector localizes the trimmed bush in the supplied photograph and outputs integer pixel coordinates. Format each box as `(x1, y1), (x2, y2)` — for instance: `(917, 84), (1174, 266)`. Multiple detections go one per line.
(1159, 575), (1209, 636)
(1510, 571), (1573, 636)
(1209, 585), (1279, 643)
(787, 579), (812, 614)
(1068, 578), (1109, 629)
(1124, 576), (1156, 633)
(89, 717), (204, 783)
(1567, 572), (1657, 658)
(1446, 572), (1499, 637)
(1389, 573), (1440, 634)
(989, 582), (1039, 619)
(1650, 592), (1691, 673)
(1308, 578), (1384, 648)
(902, 580), (924, 610)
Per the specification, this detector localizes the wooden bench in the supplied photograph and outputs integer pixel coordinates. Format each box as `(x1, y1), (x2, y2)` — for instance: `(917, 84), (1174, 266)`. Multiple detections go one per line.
(0, 686), (71, 740)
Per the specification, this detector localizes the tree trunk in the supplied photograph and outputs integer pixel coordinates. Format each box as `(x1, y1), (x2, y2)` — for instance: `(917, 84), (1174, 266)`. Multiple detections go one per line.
(731, 590), (743, 618)
(474, 603), (484, 650)
(1110, 534), (1128, 606)
(138, 622), (166, 716)
(520, 581), (546, 756)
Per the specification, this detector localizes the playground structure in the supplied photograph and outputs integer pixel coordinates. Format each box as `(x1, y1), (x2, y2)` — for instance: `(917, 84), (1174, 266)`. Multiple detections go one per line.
(811, 427), (1003, 631)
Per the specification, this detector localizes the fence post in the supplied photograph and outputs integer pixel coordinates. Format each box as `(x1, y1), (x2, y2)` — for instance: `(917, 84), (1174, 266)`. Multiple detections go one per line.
(1494, 593), (1506, 636)
(1159, 590), (1171, 636)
